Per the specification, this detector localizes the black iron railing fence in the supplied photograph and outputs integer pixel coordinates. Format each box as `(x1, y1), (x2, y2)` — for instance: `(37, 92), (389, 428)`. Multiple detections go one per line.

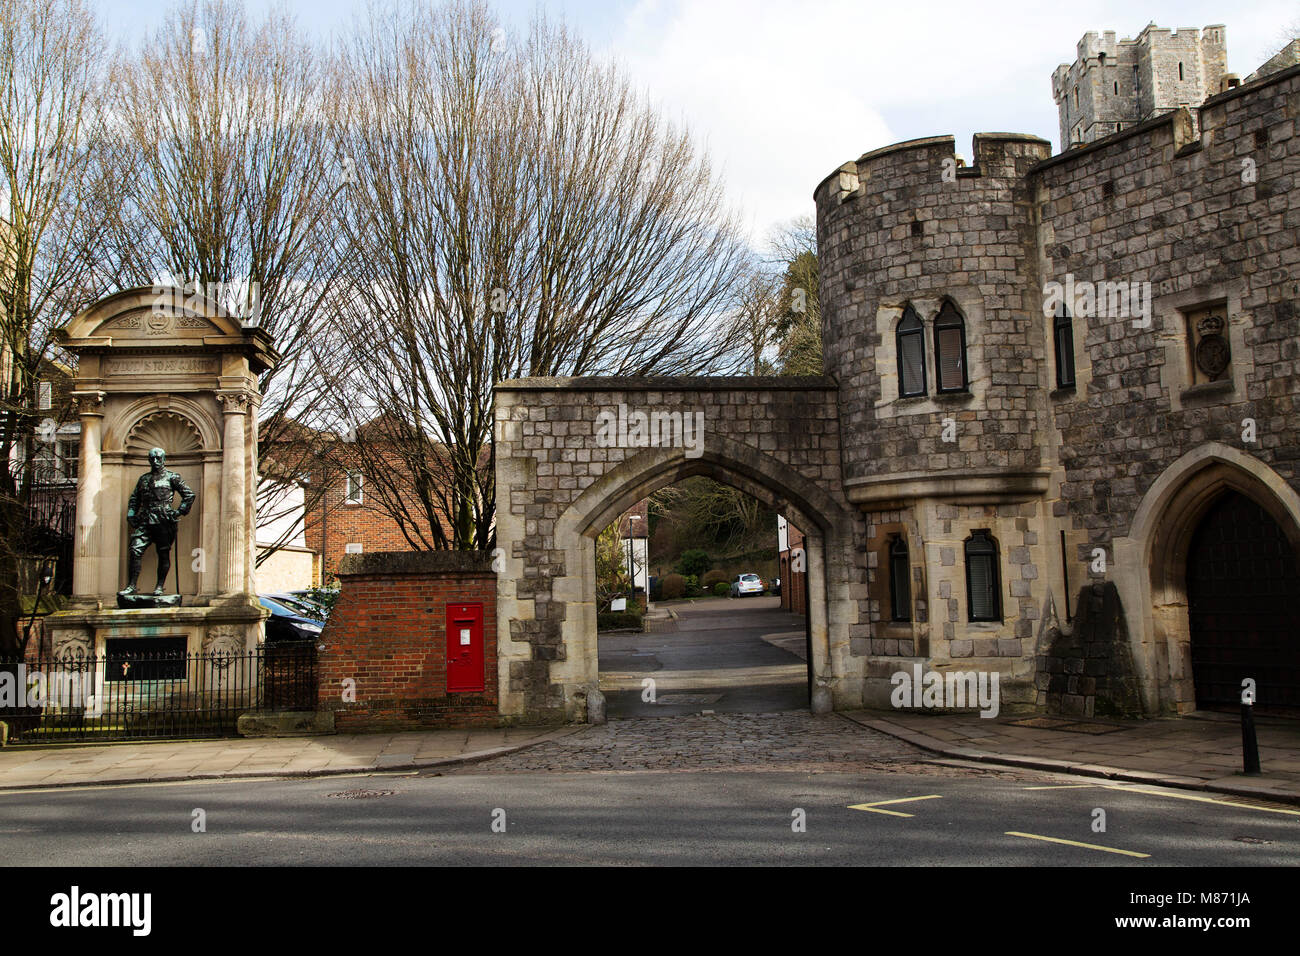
(0, 641), (318, 744)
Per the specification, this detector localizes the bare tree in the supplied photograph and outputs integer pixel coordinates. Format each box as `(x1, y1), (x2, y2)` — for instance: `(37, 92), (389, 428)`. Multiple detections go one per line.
(105, 0), (348, 562)
(325, 0), (753, 552)
(0, 0), (114, 656)
(652, 476), (774, 556)
(736, 267), (781, 375)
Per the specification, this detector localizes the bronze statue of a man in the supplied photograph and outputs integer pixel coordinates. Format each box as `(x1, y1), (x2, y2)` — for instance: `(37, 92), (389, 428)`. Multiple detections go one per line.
(122, 447), (195, 595)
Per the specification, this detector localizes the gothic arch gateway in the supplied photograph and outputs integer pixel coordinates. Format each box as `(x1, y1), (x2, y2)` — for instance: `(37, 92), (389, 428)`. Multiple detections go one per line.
(1113, 444), (1300, 714)
(493, 377), (873, 722)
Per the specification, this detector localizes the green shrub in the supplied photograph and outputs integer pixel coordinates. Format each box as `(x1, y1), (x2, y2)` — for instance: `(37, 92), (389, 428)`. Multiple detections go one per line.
(683, 574), (700, 597)
(661, 573), (686, 599)
(677, 549), (712, 578)
(712, 581), (730, 596)
(701, 569), (729, 589)
(598, 610), (644, 632)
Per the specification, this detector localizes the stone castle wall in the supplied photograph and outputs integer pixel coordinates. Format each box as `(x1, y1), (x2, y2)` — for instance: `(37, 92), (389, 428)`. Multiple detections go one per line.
(814, 60), (1300, 716)
(1037, 65), (1300, 550)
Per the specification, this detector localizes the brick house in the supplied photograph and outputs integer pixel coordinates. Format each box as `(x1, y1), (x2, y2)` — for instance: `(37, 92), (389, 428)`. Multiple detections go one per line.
(300, 416), (457, 583)
(776, 515), (806, 616)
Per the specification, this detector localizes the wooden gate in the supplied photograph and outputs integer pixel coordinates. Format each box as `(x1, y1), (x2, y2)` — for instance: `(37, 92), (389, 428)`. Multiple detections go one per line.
(1187, 491), (1300, 709)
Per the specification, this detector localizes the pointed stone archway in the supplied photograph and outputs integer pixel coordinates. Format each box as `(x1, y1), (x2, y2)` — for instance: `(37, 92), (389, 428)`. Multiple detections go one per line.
(1113, 443), (1300, 714)
(493, 377), (872, 722)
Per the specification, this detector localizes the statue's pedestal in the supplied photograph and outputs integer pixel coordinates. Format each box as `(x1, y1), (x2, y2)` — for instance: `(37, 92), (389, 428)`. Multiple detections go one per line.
(44, 603), (265, 660)
(116, 591), (183, 609)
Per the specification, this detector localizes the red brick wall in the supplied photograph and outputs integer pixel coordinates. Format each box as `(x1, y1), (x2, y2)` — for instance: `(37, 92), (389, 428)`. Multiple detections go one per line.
(317, 551), (498, 730)
(303, 471), (420, 582)
(779, 523), (807, 616)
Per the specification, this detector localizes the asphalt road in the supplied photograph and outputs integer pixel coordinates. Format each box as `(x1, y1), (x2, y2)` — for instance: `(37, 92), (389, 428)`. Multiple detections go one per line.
(600, 596), (810, 717)
(2, 766), (1297, 866)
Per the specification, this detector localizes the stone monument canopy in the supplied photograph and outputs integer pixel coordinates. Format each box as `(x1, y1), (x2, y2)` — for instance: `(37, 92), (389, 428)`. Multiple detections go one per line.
(57, 285), (279, 373)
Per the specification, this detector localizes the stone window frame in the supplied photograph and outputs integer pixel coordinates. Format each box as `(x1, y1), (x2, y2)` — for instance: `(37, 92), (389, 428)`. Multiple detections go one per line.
(888, 534), (912, 622)
(873, 292), (988, 419)
(896, 305), (927, 397)
(1053, 302), (1076, 390)
(964, 529), (1002, 623)
(1154, 282), (1248, 413)
(933, 299), (969, 393)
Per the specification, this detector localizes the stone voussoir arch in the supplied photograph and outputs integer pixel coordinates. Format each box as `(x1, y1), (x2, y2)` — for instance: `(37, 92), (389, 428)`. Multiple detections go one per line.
(562, 432), (851, 539)
(494, 376), (870, 723)
(1113, 442), (1300, 714)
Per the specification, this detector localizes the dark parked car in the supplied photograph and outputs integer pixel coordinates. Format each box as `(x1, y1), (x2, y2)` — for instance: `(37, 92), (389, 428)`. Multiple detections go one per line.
(268, 591), (331, 621)
(260, 595), (326, 643)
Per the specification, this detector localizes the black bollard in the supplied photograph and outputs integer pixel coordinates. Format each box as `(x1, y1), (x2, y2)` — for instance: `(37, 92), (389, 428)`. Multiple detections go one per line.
(1241, 700), (1261, 775)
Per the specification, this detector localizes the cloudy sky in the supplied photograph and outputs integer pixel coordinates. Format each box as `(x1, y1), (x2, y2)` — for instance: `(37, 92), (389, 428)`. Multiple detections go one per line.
(101, 0), (1295, 244)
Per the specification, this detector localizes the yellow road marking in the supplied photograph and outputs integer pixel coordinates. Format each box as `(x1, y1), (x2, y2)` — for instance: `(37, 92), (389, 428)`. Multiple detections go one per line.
(1006, 831), (1151, 858)
(1021, 783), (1300, 816)
(847, 795), (943, 817)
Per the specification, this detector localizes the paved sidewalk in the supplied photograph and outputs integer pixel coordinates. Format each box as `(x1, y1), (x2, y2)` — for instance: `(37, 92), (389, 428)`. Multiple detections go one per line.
(0, 725), (580, 791)
(845, 709), (1300, 803)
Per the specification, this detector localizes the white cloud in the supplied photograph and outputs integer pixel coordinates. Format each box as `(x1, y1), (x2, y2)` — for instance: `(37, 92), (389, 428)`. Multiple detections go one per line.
(602, 0), (1296, 243)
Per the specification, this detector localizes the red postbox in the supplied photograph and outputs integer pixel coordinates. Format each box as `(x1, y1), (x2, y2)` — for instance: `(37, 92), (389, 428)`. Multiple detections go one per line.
(446, 602), (485, 693)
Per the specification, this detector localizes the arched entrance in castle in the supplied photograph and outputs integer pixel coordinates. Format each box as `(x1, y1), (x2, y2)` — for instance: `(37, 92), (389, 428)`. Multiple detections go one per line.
(1120, 444), (1300, 714)
(1186, 491), (1300, 710)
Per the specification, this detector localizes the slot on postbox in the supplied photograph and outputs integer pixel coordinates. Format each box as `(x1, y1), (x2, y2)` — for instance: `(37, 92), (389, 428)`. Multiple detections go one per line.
(446, 602), (485, 693)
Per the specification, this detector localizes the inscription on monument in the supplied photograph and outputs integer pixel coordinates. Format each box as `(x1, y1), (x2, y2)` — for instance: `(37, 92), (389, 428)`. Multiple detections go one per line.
(105, 357), (218, 376)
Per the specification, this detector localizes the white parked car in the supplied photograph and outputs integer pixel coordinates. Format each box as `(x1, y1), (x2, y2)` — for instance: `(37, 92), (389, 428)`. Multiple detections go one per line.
(730, 573), (764, 598)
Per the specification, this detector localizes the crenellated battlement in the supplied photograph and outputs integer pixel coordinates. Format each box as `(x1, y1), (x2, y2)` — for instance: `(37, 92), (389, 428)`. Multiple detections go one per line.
(1052, 22), (1227, 148)
(812, 20), (1300, 716)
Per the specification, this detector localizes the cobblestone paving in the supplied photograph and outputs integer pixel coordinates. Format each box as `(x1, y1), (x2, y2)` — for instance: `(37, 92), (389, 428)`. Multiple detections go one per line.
(446, 711), (1040, 778)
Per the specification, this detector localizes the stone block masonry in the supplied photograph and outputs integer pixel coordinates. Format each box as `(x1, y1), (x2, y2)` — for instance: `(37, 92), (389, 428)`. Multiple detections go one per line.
(317, 551), (499, 730)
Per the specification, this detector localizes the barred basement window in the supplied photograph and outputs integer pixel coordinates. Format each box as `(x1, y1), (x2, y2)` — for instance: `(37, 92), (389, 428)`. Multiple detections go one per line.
(1053, 303), (1076, 389)
(896, 306), (926, 397)
(934, 300), (968, 393)
(964, 530), (1001, 622)
(889, 536), (912, 622)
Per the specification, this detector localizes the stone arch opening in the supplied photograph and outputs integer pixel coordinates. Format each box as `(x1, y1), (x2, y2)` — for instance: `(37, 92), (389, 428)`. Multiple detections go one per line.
(549, 437), (852, 718)
(493, 378), (867, 723)
(543, 452), (854, 719)
(1119, 443), (1300, 713)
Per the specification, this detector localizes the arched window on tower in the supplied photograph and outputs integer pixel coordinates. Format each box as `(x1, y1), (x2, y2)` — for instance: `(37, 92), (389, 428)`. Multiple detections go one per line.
(896, 306), (926, 397)
(1054, 302), (1076, 389)
(964, 530), (1002, 622)
(889, 535), (912, 622)
(933, 300), (968, 393)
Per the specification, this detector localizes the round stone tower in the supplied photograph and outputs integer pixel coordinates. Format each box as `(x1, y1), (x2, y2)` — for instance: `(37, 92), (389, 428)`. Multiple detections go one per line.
(814, 131), (1056, 709)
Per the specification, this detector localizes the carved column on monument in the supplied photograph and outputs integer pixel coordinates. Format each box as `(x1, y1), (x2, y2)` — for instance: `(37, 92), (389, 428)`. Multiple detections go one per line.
(216, 391), (250, 594)
(71, 391), (106, 598)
